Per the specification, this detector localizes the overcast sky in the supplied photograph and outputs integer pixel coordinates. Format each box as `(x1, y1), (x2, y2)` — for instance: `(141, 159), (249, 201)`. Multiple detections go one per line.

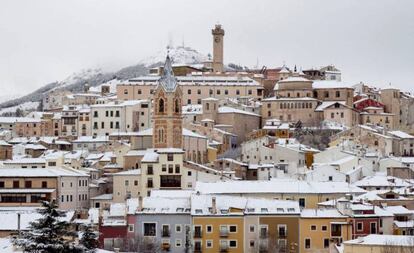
(1, 0), (413, 95)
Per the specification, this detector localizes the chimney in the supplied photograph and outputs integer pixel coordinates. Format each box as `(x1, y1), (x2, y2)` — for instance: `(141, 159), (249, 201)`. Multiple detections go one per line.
(212, 197), (217, 214)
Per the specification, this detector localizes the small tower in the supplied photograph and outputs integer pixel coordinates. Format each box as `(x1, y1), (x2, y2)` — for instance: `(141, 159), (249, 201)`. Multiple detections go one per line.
(152, 55), (183, 149)
(212, 24), (225, 72)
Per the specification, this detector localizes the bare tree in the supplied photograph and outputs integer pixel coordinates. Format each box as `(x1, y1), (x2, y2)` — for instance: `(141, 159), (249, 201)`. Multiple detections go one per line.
(121, 235), (163, 253)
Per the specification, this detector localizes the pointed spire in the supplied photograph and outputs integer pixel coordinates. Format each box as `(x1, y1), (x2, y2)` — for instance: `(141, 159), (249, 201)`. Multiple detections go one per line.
(159, 55), (178, 92)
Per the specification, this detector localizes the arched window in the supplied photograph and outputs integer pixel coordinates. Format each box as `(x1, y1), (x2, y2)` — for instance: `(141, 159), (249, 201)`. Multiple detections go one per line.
(159, 99), (164, 113)
(175, 99), (180, 113)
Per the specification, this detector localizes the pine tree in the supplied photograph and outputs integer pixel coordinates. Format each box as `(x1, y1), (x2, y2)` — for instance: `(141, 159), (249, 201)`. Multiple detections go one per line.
(79, 223), (98, 252)
(13, 200), (83, 253)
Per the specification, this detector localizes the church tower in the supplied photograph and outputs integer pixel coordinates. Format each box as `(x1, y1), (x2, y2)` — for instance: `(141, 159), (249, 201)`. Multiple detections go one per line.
(212, 24), (225, 72)
(152, 55), (183, 149)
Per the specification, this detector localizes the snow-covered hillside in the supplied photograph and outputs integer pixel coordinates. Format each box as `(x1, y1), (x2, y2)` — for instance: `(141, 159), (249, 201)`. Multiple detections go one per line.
(0, 45), (209, 110)
(0, 101), (39, 115)
(139, 46), (209, 67)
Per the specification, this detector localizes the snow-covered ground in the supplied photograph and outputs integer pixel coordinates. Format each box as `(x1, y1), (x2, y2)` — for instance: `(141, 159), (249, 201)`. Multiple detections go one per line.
(0, 101), (39, 115)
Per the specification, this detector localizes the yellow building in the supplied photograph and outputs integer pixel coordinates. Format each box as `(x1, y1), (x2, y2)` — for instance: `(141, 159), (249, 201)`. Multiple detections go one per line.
(300, 209), (352, 253)
(191, 196), (245, 253)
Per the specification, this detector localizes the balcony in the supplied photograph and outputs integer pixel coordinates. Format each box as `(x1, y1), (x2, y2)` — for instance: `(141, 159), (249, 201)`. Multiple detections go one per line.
(161, 243), (170, 251)
(220, 229), (229, 237)
(259, 243), (268, 253)
(260, 231), (268, 239)
(220, 246), (228, 252)
(194, 230), (202, 238)
(279, 231), (287, 238)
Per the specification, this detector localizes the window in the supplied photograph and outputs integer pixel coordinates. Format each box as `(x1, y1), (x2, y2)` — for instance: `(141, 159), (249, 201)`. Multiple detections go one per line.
(324, 238), (330, 248)
(187, 89), (191, 94)
(236, 90), (240, 95)
(229, 240), (237, 248)
(159, 99), (164, 113)
(125, 180), (129, 186)
(335, 91), (340, 97)
(162, 164), (166, 172)
(147, 165), (153, 175)
(206, 225), (212, 233)
(225, 90), (228, 95)
(168, 164), (173, 173)
(42, 181), (47, 188)
(187, 171), (192, 176)
(322, 225), (327, 231)
(0, 181), (4, 188)
(305, 238), (311, 249)
(328, 176), (333, 181)
(357, 222), (363, 231)
(25, 181), (32, 188)
(229, 225), (237, 233)
(167, 153), (174, 161)
(13, 180), (19, 188)
(144, 223), (156, 236)
(175, 224), (182, 233)
(278, 224), (287, 237)
(249, 225), (255, 233)
(299, 198), (306, 208)
(248, 90), (252, 95)
(249, 240), (255, 247)
(128, 224), (134, 232)
(206, 240), (213, 248)
(175, 165), (180, 173)
(175, 239), (182, 247)
(134, 180), (138, 186)
(197, 89), (201, 95)
(162, 225), (170, 237)
(311, 225), (317, 231)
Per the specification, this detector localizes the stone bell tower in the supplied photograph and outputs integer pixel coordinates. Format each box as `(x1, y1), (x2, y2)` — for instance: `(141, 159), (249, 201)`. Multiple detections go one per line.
(212, 24), (225, 73)
(152, 55), (183, 149)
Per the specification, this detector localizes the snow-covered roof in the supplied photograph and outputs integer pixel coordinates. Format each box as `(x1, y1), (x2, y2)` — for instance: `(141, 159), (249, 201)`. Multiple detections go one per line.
(277, 76), (311, 83)
(344, 234), (414, 246)
(388, 130), (414, 139)
(141, 151), (159, 163)
(72, 135), (109, 143)
(0, 167), (88, 177)
(191, 194), (300, 216)
(138, 197), (191, 214)
(90, 99), (147, 108)
(0, 117), (41, 123)
(301, 208), (347, 218)
(127, 75), (260, 86)
(262, 96), (318, 102)
(195, 179), (366, 195)
(90, 193), (113, 200)
(315, 101), (347, 112)
(312, 80), (353, 89)
(353, 174), (412, 188)
(218, 106), (260, 117)
(0, 210), (74, 231)
(112, 169), (141, 176)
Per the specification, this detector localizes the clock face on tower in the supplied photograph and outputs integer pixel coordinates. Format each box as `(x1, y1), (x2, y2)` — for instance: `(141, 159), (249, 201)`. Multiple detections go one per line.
(215, 36), (221, 43)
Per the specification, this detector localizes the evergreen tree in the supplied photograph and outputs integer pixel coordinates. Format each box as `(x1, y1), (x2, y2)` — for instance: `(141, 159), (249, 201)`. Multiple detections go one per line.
(79, 223), (98, 252)
(13, 200), (83, 253)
